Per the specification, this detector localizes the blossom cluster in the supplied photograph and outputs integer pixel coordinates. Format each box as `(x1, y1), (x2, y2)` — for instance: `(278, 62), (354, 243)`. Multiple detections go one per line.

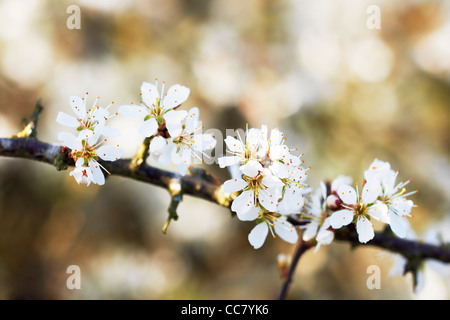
(56, 80), (418, 253)
(56, 93), (123, 186)
(219, 125), (310, 249)
(56, 80), (216, 185)
(118, 80), (216, 176)
(299, 159), (417, 252)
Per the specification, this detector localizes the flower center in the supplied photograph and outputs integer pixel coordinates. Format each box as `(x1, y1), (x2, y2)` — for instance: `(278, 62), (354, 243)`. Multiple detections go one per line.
(72, 140), (99, 165)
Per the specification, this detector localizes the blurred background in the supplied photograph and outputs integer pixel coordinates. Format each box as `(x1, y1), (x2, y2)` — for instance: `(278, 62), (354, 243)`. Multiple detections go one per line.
(0, 0), (449, 299)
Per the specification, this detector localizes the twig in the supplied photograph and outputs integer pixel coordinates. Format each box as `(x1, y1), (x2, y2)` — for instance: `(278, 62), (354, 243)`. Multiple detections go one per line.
(277, 238), (313, 300)
(15, 99), (44, 139)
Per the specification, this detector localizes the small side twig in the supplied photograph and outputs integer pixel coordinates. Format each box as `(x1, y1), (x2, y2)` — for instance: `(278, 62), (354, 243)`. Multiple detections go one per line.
(162, 178), (183, 234)
(278, 236), (313, 300)
(16, 99), (44, 139)
(130, 136), (152, 170)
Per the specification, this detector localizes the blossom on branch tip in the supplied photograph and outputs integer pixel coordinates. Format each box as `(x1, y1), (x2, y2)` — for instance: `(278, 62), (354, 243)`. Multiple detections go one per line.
(224, 167), (283, 218)
(58, 117), (123, 186)
(248, 208), (298, 249)
(300, 182), (334, 252)
(329, 181), (389, 243)
(221, 125), (306, 248)
(157, 107), (216, 176)
(56, 93), (119, 138)
(218, 125), (264, 169)
(364, 159), (417, 238)
(118, 79), (190, 139)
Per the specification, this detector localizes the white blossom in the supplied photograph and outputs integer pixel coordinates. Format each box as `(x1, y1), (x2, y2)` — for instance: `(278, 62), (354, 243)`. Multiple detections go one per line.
(301, 182), (334, 252)
(158, 107), (216, 176)
(56, 93), (119, 137)
(119, 79), (190, 155)
(364, 159), (417, 238)
(58, 123), (123, 186)
(247, 208), (298, 249)
(329, 181), (389, 243)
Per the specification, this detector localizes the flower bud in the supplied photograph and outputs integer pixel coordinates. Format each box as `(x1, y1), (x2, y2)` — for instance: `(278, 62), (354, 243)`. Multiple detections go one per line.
(326, 194), (342, 210)
(277, 253), (291, 280)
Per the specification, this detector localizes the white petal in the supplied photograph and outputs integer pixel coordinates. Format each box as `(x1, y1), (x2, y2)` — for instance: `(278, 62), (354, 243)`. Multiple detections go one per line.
(277, 188), (304, 214)
(218, 156), (241, 168)
(269, 161), (289, 179)
(224, 136), (244, 154)
(56, 112), (79, 127)
(86, 124), (103, 146)
(118, 104), (148, 119)
(70, 166), (84, 184)
(337, 184), (357, 205)
(380, 169), (398, 196)
(163, 109), (187, 123)
(237, 206), (260, 221)
(141, 81), (160, 107)
(258, 125), (269, 154)
(193, 133), (216, 152)
(269, 128), (284, 146)
(331, 175), (353, 192)
(89, 161), (105, 186)
(389, 212), (409, 238)
(162, 84), (190, 110)
(356, 216), (374, 243)
(223, 178), (247, 193)
(368, 203), (389, 223)
(178, 148), (192, 166)
(69, 96), (86, 119)
(258, 188), (279, 212)
(231, 190), (254, 215)
(366, 158), (391, 177)
(269, 144), (287, 161)
(316, 218), (334, 245)
(58, 132), (82, 151)
(149, 136), (167, 156)
(185, 107), (199, 134)
(329, 209), (354, 229)
(158, 141), (175, 166)
(302, 220), (319, 241)
(164, 110), (187, 137)
(361, 181), (381, 204)
(138, 118), (158, 137)
(177, 162), (190, 176)
(391, 198), (413, 217)
(246, 128), (261, 150)
(239, 160), (263, 177)
(248, 223), (269, 249)
(389, 254), (407, 278)
(75, 158), (85, 167)
(262, 174), (284, 188)
(274, 219), (298, 244)
(97, 145), (124, 161)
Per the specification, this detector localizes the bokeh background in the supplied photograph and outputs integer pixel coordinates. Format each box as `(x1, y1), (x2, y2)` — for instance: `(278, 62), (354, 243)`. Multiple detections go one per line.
(0, 0), (449, 299)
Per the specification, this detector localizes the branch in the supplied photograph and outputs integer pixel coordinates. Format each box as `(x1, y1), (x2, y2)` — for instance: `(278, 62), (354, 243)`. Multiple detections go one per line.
(1, 103), (449, 267)
(278, 237), (313, 300)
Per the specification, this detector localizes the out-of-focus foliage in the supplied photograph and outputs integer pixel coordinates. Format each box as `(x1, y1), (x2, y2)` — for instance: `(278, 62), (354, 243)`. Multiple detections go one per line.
(0, 0), (449, 299)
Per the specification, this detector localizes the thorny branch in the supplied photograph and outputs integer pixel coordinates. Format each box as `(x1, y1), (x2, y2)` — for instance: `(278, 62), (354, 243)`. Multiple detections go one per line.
(1, 101), (449, 298)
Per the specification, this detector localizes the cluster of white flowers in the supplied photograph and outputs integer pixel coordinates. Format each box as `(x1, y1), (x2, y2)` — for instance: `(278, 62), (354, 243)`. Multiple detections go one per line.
(297, 159), (418, 252)
(329, 159), (417, 243)
(219, 125), (310, 249)
(56, 93), (124, 186)
(119, 79), (216, 176)
(56, 81), (419, 253)
(57, 80), (216, 185)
